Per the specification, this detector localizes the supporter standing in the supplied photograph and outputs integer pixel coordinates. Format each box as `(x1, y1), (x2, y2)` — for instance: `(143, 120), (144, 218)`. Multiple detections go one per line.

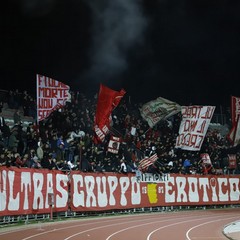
(0, 152), (6, 166)
(5, 151), (13, 167)
(183, 155), (192, 174)
(13, 109), (21, 125)
(120, 159), (127, 173)
(8, 130), (19, 153)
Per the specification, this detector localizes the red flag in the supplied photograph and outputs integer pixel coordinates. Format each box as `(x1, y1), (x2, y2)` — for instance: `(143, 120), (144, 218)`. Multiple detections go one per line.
(138, 153), (158, 171)
(94, 84), (126, 143)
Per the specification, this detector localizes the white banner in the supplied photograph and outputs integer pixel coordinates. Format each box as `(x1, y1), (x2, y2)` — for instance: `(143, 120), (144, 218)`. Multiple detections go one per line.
(175, 105), (215, 151)
(37, 74), (71, 122)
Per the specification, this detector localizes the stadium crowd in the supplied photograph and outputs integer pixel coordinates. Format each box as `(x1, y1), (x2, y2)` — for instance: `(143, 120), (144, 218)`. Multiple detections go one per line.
(0, 89), (240, 176)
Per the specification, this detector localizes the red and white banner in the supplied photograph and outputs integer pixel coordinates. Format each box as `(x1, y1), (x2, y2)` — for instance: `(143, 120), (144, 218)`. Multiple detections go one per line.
(140, 97), (181, 128)
(229, 115), (240, 147)
(108, 136), (121, 154)
(138, 153), (158, 171)
(1, 167), (240, 216)
(37, 74), (71, 122)
(231, 96), (240, 125)
(0, 167), (69, 216)
(234, 116), (240, 146)
(228, 96), (240, 145)
(228, 154), (237, 169)
(175, 106), (215, 151)
(94, 84), (126, 143)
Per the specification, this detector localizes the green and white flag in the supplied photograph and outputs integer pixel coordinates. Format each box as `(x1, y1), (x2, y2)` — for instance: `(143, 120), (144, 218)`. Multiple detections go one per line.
(140, 97), (181, 128)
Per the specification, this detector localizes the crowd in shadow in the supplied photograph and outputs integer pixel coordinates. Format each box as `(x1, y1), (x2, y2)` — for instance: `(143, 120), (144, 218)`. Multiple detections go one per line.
(0, 89), (240, 175)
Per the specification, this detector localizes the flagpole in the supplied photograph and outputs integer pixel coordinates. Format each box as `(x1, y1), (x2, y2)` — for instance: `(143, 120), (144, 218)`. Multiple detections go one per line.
(109, 126), (123, 138)
(141, 127), (151, 137)
(79, 143), (82, 171)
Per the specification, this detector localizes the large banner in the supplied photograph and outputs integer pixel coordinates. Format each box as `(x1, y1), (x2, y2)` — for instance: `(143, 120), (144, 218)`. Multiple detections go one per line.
(0, 167), (69, 216)
(1, 167), (240, 216)
(94, 84), (126, 143)
(37, 74), (71, 122)
(175, 106), (215, 151)
(139, 97), (181, 128)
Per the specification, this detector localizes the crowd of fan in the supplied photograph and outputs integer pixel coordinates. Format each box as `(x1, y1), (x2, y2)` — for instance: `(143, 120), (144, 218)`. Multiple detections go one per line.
(0, 89), (240, 176)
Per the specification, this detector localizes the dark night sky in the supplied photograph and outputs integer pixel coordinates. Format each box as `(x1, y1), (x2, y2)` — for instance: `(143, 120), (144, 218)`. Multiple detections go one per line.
(1, 0), (240, 108)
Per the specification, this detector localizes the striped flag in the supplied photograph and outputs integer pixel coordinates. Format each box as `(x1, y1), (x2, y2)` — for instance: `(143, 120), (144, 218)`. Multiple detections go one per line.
(138, 153), (158, 171)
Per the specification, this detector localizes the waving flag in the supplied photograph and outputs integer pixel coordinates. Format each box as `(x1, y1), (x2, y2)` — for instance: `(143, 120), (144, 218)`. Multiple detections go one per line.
(94, 84), (126, 143)
(140, 97), (181, 128)
(37, 74), (71, 122)
(138, 153), (158, 172)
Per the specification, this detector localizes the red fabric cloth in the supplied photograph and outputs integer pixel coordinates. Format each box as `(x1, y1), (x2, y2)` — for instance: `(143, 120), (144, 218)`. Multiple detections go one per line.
(94, 84), (126, 143)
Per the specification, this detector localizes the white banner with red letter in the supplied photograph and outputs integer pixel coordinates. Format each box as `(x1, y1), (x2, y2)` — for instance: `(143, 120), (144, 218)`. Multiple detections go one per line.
(37, 74), (71, 122)
(175, 106), (215, 151)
